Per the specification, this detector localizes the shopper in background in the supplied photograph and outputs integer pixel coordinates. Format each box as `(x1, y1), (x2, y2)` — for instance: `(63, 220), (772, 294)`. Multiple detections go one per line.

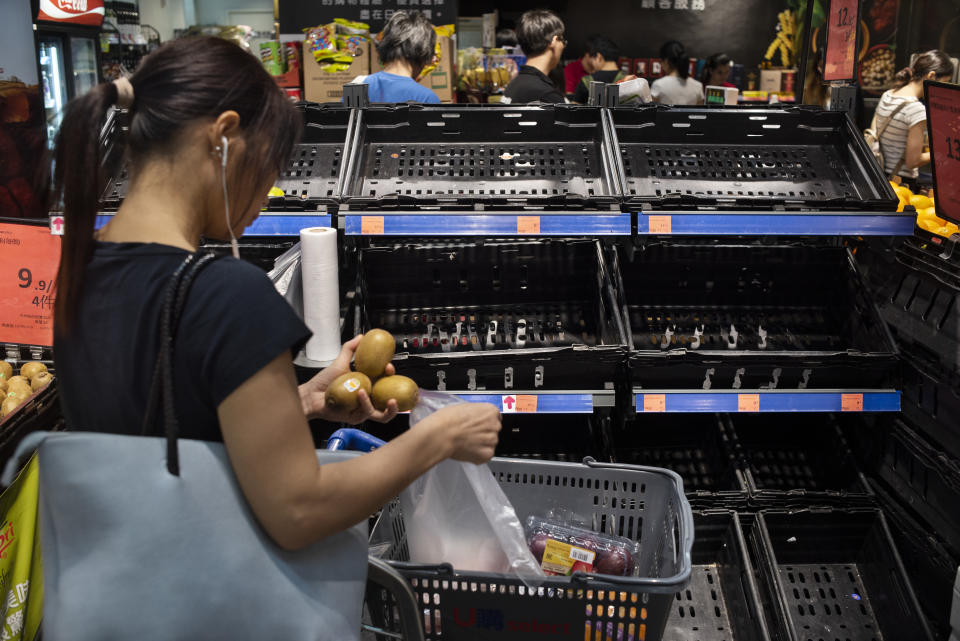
(651, 40), (704, 105)
(363, 10), (440, 103)
(50, 37), (501, 553)
(564, 50), (593, 98)
(871, 50), (954, 183)
(496, 28), (518, 48)
(700, 53), (735, 88)
(573, 36), (627, 104)
(504, 9), (567, 104)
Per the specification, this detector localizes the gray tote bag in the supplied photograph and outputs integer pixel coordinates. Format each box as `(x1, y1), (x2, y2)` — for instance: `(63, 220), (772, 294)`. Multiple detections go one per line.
(2, 252), (368, 641)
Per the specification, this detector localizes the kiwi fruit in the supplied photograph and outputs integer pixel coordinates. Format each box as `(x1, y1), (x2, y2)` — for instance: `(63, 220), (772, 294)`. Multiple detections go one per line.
(0, 378), (6, 394)
(325, 372), (373, 413)
(1, 397), (20, 417)
(31, 372), (53, 391)
(20, 362), (47, 380)
(6, 376), (29, 388)
(355, 329), (396, 380)
(7, 384), (31, 401)
(0, 361), (11, 381)
(371, 375), (419, 412)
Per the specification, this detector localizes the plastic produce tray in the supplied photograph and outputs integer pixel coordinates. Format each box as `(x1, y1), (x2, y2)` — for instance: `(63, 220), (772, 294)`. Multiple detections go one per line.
(744, 508), (933, 641)
(612, 414), (747, 506)
(99, 103), (352, 211)
(495, 414), (609, 462)
(609, 105), (898, 211)
(612, 242), (899, 390)
(661, 510), (771, 641)
(871, 482), (960, 639)
(900, 353), (960, 460)
(367, 457), (693, 641)
(858, 236), (960, 378)
(723, 414), (873, 505)
(0, 383), (62, 469)
(852, 419), (960, 555)
(350, 238), (627, 391)
(341, 104), (619, 210)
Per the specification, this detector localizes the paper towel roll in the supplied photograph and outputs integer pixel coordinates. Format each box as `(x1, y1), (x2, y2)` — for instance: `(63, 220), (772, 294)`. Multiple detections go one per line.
(300, 227), (340, 362)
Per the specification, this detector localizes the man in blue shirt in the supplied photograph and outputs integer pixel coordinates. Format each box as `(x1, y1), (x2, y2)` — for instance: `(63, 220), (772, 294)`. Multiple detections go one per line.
(360, 11), (440, 103)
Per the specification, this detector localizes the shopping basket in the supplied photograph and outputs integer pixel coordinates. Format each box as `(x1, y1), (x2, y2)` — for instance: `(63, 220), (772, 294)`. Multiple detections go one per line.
(328, 428), (695, 641)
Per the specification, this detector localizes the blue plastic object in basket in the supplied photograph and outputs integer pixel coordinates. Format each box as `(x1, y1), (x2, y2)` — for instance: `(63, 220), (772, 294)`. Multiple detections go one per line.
(326, 428), (386, 452)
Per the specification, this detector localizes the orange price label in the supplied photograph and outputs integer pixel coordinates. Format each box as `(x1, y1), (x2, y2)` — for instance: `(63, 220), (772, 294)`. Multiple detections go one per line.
(642, 394), (666, 412)
(841, 393), (864, 412)
(738, 394), (760, 412)
(360, 216), (385, 235)
(648, 215), (672, 234)
(517, 216), (541, 235)
(515, 395), (538, 413)
(0, 223), (61, 347)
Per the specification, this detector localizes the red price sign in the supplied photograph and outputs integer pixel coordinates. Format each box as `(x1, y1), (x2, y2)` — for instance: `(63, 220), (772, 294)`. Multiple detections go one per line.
(0, 222), (61, 347)
(824, 0), (859, 82)
(926, 82), (960, 225)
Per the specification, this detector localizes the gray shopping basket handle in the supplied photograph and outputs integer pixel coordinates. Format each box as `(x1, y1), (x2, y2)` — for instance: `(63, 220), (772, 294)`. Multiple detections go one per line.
(366, 558), (425, 641)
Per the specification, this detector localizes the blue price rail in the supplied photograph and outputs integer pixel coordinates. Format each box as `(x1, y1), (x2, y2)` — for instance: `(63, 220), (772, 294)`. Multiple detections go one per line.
(634, 389), (901, 413)
(95, 212), (332, 236)
(441, 391), (613, 414)
(342, 212), (631, 236)
(636, 211), (914, 236)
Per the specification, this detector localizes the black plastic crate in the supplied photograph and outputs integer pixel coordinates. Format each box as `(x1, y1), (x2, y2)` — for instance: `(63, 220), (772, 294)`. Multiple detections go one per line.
(99, 103), (351, 211)
(201, 239), (297, 273)
(352, 238), (628, 391)
(900, 352), (960, 460)
(612, 414), (747, 506)
(609, 105), (897, 211)
(723, 414), (873, 504)
(859, 236), (960, 378)
(851, 418), (960, 556)
(744, 508), (934, 641)
(269, 103), (352, 209)
(871, 482), (960, 640)
(662, 510), (772, 641)
(341, 104), (619, 210)
(613, 242), (899, 390)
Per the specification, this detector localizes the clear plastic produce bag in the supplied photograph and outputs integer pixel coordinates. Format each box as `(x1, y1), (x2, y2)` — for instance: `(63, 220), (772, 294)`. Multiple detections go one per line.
(400, 390), (545, 587)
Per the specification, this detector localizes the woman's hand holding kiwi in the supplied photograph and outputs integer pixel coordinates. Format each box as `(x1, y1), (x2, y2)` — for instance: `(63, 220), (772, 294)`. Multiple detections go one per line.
(298, 333), (400, 425)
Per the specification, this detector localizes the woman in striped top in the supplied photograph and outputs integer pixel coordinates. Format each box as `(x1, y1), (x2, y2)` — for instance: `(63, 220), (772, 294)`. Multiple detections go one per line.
(872, 50), (954, 184)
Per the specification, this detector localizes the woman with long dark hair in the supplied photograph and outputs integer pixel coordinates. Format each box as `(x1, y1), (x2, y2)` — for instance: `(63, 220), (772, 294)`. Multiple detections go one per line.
(51, 37), (501, 553)
(871, 50), (954, 182)
(651, 40), (703, 105)
(700, 52), (734, 88)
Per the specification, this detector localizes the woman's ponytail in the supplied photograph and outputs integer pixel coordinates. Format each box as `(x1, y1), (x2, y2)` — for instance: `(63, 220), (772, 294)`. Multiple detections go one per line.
(660, 40), (689, 79)
(893, 66), (913, 89)
(52, 81), (120, 333)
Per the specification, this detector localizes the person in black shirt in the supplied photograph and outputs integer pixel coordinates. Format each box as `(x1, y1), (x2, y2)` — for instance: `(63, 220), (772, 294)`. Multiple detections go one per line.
(50, 36), (501, 553)
(573, 36), (627, 104)
(504, 9), (566, 104)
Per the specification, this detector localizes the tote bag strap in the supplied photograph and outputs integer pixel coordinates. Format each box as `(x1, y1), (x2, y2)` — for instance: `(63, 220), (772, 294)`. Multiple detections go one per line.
(140, 251), (222, 475)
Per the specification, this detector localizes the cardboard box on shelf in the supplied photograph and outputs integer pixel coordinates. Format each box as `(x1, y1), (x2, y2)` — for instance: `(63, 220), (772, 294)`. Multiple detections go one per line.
(371, 35), (456, 102)
(760, 68), (783, 93)
(303, 40), (370, 103)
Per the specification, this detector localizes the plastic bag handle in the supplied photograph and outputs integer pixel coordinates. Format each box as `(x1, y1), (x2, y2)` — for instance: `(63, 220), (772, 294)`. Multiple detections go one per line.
(387, 561), (455, 576)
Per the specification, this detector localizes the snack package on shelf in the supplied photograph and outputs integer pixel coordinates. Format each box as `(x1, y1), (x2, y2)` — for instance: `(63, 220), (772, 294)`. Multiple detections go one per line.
(525, 512), (640, 577)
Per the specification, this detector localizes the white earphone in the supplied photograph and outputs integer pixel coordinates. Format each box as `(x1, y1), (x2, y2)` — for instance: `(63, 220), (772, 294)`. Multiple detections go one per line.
(218, 135), (239, 259)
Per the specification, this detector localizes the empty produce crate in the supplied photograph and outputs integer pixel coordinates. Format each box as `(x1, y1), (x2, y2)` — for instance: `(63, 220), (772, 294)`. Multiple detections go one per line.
(99, 103), (352, 210)
(612, 414), (747, 506)
(723, 414), (873, 504)
(611, 242), (899, 390)
(745, 509), (933, 641)
(609, 105), (898, 211)
(849, 418), (960, 555)
(351, 238), (627, 391)
(871, 482), (960, 640)
(662, 510), (772, 641)
(341, 104), (620, 210)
